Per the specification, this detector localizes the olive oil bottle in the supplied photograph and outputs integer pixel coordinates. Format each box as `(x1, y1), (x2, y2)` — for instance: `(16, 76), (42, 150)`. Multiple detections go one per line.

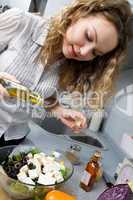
(0, 78), (57, 109)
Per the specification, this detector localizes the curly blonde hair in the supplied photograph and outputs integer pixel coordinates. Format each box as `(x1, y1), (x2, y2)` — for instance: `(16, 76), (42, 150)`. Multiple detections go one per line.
(40, 0), (133, 108)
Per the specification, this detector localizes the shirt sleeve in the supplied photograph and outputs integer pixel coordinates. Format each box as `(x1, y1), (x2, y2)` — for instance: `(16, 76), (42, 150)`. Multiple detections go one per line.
(0, 8), (48, 53)
(0, 8), (24, 49)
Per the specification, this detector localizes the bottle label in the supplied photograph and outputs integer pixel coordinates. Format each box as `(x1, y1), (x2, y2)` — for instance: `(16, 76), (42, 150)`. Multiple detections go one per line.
(81, 170), (91, 186)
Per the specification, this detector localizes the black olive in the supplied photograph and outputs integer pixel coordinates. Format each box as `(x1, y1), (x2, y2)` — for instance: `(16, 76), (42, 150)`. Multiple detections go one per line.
(6, 167), (12, 174)
(14, 169), (20, 175)
(22, 157), (28, 165)
(14, 162), (22, 169)
(28, 163), (36, 170)
(8, 161), (14, 166)
(9, 172), (17, 179)
(34, 178), (38, 184)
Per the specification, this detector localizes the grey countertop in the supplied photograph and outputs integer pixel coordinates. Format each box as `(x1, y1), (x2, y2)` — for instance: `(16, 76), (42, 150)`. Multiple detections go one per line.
(20, 120), (122, 200)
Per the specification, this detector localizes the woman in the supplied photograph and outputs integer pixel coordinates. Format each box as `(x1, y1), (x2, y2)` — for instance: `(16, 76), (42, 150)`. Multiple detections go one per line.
(0, 0), (132, 145)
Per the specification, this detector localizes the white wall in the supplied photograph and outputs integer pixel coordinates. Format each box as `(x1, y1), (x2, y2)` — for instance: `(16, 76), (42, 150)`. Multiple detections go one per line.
(0, 0), (31, 10)
(44, 0), (72, 17)
(0, 0), (10, 5)
(9, 0), (31, 10)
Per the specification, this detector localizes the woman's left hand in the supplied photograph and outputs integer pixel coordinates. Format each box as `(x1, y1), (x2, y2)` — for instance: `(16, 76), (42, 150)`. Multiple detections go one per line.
(53, 106), (87, 133)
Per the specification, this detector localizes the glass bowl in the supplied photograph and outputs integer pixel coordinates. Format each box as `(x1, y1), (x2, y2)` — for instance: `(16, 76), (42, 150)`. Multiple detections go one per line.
(0, 144), (74, 199)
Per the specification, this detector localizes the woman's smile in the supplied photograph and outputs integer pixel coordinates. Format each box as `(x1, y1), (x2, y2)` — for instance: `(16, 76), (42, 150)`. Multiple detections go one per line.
(68, 45), (77, 58)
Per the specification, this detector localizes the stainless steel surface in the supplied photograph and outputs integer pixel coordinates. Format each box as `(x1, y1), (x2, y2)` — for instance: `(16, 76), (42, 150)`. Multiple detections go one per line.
(69, 136), (103, 148)
(41, 118), (105, 149)
(41, 117), (68, 135)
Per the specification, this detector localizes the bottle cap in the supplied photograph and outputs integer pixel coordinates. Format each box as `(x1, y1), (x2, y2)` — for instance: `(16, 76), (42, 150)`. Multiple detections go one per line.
(94, 151), (101, 158)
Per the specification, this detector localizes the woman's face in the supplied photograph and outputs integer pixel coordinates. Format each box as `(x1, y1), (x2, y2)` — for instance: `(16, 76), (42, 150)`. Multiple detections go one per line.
(62, 14), (118, 61)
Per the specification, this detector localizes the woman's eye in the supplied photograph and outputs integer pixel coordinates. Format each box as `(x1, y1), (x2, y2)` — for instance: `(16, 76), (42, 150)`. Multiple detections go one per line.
(85, 32), (93, 42)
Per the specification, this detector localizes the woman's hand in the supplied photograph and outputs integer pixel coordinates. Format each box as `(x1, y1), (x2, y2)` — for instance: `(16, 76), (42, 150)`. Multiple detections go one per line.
(53, 106), (87, 133)
(0, 72), (20, 100)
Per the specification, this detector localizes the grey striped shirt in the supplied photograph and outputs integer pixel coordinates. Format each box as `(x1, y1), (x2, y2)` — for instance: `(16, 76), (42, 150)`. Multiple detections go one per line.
(0, 8), (61, 140)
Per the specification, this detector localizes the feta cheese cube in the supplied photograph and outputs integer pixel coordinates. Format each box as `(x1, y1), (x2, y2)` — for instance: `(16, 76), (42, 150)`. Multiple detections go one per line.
(34, 159), (41, 172)
(17, 172), (27, 180)
(40, 158), (50, 166)
(28, 169), (39, 179)
(43, 164), (55, 173)
(25, 177), (35, 185)
(27, 158), (34, 164)
(17, 172), (35, 185)
(42, 166), (48, 174)
(22, 177), (35, 185)
(54, 171), (64, 183)
(34, 154), (47, 166)
(20, 165), (28, 173)
(27, 153), (33, 159)
(38, 173), (56, 185)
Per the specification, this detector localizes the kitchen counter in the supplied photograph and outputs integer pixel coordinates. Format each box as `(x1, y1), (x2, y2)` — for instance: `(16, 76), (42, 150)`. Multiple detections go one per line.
(25, 121), (107, 200)
(0, 120), (121, 200)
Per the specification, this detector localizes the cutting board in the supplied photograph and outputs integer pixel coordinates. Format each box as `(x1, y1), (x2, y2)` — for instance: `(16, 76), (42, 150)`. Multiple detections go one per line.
(0, 188), (13, 200)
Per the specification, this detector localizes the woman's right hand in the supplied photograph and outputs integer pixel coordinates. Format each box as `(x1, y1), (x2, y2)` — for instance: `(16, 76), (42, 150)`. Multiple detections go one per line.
(0, 72), (20, 100)
(52, 105), (87, 133)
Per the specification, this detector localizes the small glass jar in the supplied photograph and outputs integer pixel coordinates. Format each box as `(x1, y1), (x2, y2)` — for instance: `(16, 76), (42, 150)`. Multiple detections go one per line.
(65, 144), (81, 165)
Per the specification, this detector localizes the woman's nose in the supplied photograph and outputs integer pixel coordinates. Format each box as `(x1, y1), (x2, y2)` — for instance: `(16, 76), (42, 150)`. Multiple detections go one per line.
(80, 44), (94, 57)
